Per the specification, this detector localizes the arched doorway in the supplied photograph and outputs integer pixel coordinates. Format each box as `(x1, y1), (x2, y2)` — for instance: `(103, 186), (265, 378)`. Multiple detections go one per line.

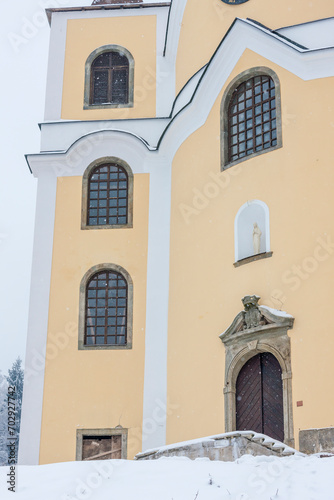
(236, 352), (284, 442)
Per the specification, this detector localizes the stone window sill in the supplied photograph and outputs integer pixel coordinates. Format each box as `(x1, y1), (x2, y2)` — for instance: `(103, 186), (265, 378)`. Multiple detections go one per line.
(234, 251), (273, 268)
(78, 342), (132, 351)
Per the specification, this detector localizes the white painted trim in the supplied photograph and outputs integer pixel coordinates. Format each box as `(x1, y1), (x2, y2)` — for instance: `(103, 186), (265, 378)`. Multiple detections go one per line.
(164, 0), (187, 63)
(171, 66), (206, 117)
(44, 6), (170, 121)
(28, 130), (151, 178)
(156, 6), (170, 57)
(159, 18), (334, 158)
(44, 13), (67, 121)
(141, 154), (171, 450)
(244, 19), (309, 52)
(39, 119), (169, 153)
(275, 17), (334, 50)
(234, 200), (270, 262)
(23, 131), (172, 459)
(156, 56), (175, 117)
(154, 0), (189, 115)
(18, 171), (57, 465)
(155, 5), (175, 115)
(43, 17), (334, 145)
(22, 14), (334, 462)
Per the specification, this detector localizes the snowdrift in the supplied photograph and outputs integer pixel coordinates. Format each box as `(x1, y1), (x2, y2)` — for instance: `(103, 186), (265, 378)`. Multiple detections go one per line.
(1, 454), (334, 499)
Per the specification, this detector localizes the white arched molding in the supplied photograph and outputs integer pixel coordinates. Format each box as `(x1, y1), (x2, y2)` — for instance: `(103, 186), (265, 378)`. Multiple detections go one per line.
(27, 130), (171, 451)
(219, 295), (295, 447)
(234, 199), (272, 267)
(220, 66), (282, 171)
(78, 263), (133, 350)
(27, 130), (151, 179)
(81, 156), (134, 230)
(83, 44), (134, 110)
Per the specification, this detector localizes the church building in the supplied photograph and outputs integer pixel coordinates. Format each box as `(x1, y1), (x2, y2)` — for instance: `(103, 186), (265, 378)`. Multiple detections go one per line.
(19, 0), (334, 464)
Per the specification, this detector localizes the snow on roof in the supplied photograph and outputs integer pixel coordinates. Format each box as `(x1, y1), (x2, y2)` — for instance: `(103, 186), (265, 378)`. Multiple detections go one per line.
(92, 0), (143, 4)
(171, 66), (206, 118)
(275, 17), (334, 50)
(260, 305), (294, 319)
(45, 2), (170, 26)
(137, 431), (302, 458)
(2, 454), (333, 499)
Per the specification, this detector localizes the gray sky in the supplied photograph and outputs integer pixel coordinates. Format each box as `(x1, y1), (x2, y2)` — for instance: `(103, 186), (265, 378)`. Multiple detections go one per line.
(0, 0), (93, 375)
(1, 0), (157, 375)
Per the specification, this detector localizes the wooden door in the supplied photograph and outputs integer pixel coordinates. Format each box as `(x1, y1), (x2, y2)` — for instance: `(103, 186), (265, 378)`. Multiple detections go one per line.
(236, 352), (284, 442)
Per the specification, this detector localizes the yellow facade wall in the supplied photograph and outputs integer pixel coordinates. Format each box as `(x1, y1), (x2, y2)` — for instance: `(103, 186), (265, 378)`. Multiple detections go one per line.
(61, 16), (157, 120)
(167, 49), (334, 447)
(39, 172), (149, 464)
(40, 5), (334, 461)
(176, 0), (334, 92)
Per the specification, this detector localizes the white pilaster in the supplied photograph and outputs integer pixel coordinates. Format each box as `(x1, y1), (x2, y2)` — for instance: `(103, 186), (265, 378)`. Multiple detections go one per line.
(142, 155), (171, 450)
(18, 171), (57, 465)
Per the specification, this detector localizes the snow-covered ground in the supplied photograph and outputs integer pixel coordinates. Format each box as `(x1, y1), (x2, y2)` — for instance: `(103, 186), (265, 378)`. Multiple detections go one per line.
(1, 454), (333, 500)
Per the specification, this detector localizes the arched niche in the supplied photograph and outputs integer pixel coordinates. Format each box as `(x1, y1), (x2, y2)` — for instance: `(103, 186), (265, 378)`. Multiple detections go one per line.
(234, 200), (271, 264)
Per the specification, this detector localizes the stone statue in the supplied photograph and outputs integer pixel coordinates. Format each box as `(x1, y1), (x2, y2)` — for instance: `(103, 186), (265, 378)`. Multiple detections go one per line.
(242, 295), (266, 330)
(253, 222), (262, 254)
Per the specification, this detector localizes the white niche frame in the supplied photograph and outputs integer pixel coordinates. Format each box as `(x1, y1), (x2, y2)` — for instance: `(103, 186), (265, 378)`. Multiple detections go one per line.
(234, 200), (271, 264)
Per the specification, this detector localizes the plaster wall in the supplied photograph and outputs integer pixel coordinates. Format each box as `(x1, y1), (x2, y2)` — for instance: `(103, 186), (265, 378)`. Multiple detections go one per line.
(175, 0), (334, 92)
(61, 16), (157, 120)
(39, 172), (149, 464)
(27, 3), (334, 464)
(167, 49), (334, 448)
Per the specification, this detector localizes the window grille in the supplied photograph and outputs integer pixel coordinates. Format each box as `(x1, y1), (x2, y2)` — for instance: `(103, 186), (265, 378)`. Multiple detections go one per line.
(87, 163), (128, 227)
(85, 270), (128, 346)
(228, 75), (277, 163)
(90, 51), (129, 105)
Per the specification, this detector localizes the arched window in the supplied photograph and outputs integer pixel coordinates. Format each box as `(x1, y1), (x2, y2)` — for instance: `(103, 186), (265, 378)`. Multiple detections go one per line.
(84, 45), (134, 109)
(82, 157), (133, 229)
(91, 51), (129, 105)
(79, 264), (133, 350)
(88, 163), (128, 226)
(234, 200), (271, 265)
(221, 67), (282, 169)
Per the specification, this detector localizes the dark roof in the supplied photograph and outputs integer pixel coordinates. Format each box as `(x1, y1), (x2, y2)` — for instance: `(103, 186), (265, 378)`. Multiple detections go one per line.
(92, 0), (143, 4)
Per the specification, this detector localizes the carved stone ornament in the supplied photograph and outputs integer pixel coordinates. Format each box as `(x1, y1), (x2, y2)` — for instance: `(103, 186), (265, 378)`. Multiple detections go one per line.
(242, 295), (265, 329)
(219, 296), (295, 447)
(219, 295), (294, 345)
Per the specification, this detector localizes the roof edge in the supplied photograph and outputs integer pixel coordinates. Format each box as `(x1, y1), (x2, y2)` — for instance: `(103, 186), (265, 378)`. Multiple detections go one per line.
(46, 2), (171, 25)
(276, 15), (334, 32)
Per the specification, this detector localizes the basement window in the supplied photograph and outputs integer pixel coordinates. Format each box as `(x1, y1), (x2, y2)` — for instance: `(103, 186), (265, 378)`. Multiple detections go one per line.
(76, 428), (128, 460)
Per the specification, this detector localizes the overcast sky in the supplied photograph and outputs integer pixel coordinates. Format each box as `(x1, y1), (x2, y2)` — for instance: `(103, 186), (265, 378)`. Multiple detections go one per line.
(1, 0), (160, 375)
(0, 0), (94, 375)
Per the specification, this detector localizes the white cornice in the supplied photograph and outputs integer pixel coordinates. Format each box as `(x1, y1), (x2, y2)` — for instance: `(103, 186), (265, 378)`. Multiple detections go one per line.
(158, 17), (334, 157)
(27, 130), (152, 177)
(36, 16), (334, 174)
(46, 3), (171, 26)
(39, 120), (169, 154)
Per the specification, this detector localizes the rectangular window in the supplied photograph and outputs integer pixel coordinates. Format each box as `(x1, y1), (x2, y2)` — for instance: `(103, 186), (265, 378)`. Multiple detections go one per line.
(76, 429), (128, 461)
(82, 435), (122, 460)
